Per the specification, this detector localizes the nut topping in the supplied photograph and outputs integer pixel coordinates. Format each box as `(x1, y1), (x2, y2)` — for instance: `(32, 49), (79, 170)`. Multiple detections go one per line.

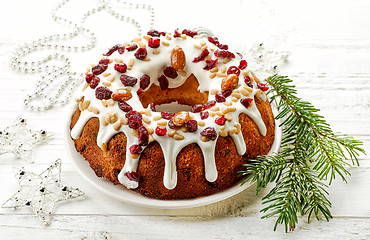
(172, 111), (190, 126)
(171, 46), (186, 71)
(111, 88), (132, 101)
(221, 74), (238, 91)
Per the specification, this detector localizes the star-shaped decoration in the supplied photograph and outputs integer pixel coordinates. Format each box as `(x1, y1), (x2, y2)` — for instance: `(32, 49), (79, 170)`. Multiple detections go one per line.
(0, 117), (51, 161)
(2, 159), (84, 226)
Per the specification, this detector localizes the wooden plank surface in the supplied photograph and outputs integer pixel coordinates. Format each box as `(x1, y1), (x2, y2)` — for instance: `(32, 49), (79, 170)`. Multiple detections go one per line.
(0, 0), (369, 238)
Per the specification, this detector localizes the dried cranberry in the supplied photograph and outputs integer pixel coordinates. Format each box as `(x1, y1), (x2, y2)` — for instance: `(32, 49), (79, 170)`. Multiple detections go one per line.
(140, 74), (150, 90)
(173, 29), (181, 38)
(125, 171), (141, 182)
(95, 86), (112, 100)
(155, 126), (167, 136)
(85, 73), (94, 83)
(92, 64), (108, 75)
(138, 126), (149, 146)
(148, 38), (160, 48)
(120, 75), (138, 87)
(126, 44), (138, 51)
(158, 75), (169, 90)
(134, 48), (147, 60)
(257, 82), (269, 91)
(217, 43), (228, 50)
(214, 50), (235, 59)
(244, 76), (253, 88)
(182, 29), (197, 37)
(163, 66), (178, 79)
(193, 49), (210, 63)
(114, 63), (127, 73)
(203, 100), (216, 109)
(99, 58), (110, 65)
(125, 110), (142, 120)
(215, 116), (226, 125)
(200, 111), (209, 120)
(222, 90), (232, 98)
(118, 101), (132, 112)
(89, 76), (100, 89)
(129, 144), (142, 155)
(238, 60), (248, 70)
(186, 120), (198, 132)
(240, 98), (253, 108)
(208, 36), (219, 45)
(191, 104), (203, 113)
(215, 93), (226, 103)
(128, 117), (142, 129)
(149, 103), (156, 111)
(103, 44), (125, 56)
(203, 59), (218, 70)
(137, 88), (143, 95)
(147, 29), (161, 37)
(200, 127), (217, 140)
(236, 52), (243, 58)
(168, 118), (178, 129)
(227, 66), (240, 76)
(161, 112), (176, 120)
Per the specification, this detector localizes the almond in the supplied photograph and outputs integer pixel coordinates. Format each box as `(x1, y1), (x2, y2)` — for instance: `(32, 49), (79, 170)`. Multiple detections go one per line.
(172, 111), (190, 126)
(171, 46), (186, 71)
(111, 88), (132, 101)
(221, 74), (239, 91)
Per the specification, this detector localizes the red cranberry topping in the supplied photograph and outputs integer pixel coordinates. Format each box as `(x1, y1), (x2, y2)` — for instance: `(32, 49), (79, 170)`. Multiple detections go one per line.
(99, 58), (110, 65)
(126, 44), (138, 51)
(161, 112), (176, 120)
(173, 29), (181, 38)
(200, 111), (209, 120)
(214, 50), (235, 59)
(215, 93), (226, 103)
(92, 64), (108, 75)
(236, 52), (243, 58)
(140, 74), (150, 90)
(103, 44), (125, 56)
(125, 171), (141, 182)
(227, 66), (240, 76)
(148, 38), (160, 48)
(129, 144), (142, 155)
(203, 59), (218, 70)
(238, 60), (248, 70)
(215, 116), (226, 125)
(158, 75), (169, 90)
(257, 82), (269, 91)
(149, 103), (156, 111)
(134, 48), (148, 60)
(147, 29), (160, 37)
(168, 118), (178, 130)
(114, 63), (127, 73)
(128, 117), (142, 129)
(182, 29), (197, 37)
(155, 126), (167, 136)
(208, 36), (219, 45)
(95, 86), (112, 100)
(163, 66), (178, 79)
(240, 98), (253, 108)
(191, 104), (204, 113)
(193, 49), (210, 63)
(118, 101), (132, 112)
(203, 100), (216, 109)
(217, 44), (228, 50)
(186, 120), (198, 132)
(222, 90), (232, 98)
(200, 127), (217, 140)
(120, 75), (138, 87)
(85, 73), (94, 83)
(125, 110), (142, 120)
(137, 88), (143, 95)
(89, 76), (100, 89)
(138, 126), (149, 146)
(244, 76), (253, 88)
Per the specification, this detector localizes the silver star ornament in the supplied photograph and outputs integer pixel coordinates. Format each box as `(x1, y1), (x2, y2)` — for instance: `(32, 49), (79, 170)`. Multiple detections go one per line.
(2, 159), (84, 226)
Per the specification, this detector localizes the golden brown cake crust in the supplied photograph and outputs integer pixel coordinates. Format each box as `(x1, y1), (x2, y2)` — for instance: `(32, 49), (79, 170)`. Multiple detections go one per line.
(70, 94), (275, 200)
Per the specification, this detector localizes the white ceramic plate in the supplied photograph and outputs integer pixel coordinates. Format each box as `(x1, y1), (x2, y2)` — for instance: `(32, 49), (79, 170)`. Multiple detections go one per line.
(65, 103), (282, 209)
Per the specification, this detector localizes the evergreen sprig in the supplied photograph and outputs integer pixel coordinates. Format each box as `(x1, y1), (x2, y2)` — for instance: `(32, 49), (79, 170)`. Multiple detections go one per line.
(239, 74), (365, 232)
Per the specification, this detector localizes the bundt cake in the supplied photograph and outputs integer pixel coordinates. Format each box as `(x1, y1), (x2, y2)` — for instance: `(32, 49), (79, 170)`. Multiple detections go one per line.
(70, 28), (275, 200)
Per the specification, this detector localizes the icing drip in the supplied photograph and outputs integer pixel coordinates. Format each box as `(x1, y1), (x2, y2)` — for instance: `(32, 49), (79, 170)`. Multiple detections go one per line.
(71, 29), (269, 190)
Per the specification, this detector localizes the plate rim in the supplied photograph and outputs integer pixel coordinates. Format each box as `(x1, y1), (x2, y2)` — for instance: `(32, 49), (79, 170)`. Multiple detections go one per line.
(65, 102), (282, 209)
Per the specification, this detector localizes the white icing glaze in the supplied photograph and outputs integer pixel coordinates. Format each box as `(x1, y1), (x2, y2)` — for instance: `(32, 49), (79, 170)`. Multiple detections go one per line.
(71, 29), (269, 190)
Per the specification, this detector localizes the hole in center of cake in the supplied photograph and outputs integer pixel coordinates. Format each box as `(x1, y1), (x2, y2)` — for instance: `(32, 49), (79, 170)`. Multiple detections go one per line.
(154, 102), (193, 113)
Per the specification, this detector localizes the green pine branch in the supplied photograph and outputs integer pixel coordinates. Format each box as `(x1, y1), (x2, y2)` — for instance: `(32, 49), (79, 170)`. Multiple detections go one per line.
(239, 74), (365, 232)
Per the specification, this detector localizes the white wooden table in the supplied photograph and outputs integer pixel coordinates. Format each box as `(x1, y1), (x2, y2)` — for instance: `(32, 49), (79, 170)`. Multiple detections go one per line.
(1, 0), (369, 239)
